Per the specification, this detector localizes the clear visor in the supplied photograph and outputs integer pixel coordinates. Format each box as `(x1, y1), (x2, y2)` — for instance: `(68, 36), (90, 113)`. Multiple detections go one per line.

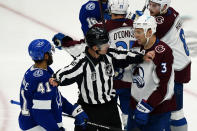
(98, 43), (110, 50)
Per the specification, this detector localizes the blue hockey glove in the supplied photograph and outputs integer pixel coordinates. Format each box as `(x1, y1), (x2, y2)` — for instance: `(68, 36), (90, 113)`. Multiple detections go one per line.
(72, 104), (88, 130)
(52, 33), (73, 50)
(134, 100), (153, 125)
(131, 10), (144, 21)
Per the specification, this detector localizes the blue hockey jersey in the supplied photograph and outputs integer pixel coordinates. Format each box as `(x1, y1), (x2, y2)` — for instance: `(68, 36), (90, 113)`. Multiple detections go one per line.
(18, 66), (74, 131)
(79, 0), (110, 35)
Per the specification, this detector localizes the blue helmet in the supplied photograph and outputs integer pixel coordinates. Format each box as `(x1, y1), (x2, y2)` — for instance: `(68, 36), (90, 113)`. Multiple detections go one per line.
(28, 39), (54, 61)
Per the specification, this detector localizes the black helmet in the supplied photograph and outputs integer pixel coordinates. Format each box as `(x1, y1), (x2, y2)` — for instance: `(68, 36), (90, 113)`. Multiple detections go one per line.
(85, 26), (109, 47)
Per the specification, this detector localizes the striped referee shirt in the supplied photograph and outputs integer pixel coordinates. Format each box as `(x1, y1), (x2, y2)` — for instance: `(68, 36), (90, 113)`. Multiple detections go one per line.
(55, 46), (143, 104)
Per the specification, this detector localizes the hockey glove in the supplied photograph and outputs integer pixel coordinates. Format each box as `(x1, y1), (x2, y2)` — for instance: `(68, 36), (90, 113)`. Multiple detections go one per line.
(72, 104), (88, 130)
(131, 10), (144, 21)
(134, 100), (153, 125)
(52, 33), (73, 50)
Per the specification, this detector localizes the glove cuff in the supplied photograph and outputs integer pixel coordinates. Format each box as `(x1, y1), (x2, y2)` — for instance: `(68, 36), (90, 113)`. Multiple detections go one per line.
(72, 104), (84, 117)
(136, 100), (153, 113)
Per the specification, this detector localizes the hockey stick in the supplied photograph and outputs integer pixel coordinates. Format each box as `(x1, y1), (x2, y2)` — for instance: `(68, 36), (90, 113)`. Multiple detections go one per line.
(10, 99), (20, 105)
(142, 0), (148, 12)
(98, 0), (106, 28)
(10, 100), (126, 131)
(62, 113), (126, 131)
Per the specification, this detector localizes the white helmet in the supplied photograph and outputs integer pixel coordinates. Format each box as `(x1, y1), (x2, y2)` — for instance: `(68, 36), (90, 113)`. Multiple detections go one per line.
(133, 15), (157, 35)
(149, 0), (171, 13)
(108, 0), (129, 15)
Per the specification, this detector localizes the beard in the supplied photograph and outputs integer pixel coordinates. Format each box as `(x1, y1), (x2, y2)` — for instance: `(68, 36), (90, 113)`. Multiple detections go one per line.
(47, 54), (53, 65)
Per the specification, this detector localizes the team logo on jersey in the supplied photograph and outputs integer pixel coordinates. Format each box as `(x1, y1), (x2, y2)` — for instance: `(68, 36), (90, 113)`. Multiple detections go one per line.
(155, 45), (165, 53)
(155, 16), (164, 24)
(33, 69), (43, 77)
(105, 64), (113, 76)
(132, 65), (145, 88)
(86, 2), (95, 10)
(91, 71), (97, 81)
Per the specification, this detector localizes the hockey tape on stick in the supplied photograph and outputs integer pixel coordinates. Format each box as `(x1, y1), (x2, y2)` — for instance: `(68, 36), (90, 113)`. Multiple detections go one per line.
(62, 113), (126, 131)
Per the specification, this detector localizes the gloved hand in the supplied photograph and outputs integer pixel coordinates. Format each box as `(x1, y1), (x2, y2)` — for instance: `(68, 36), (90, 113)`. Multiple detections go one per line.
(52, 33), (73, 50)
(72, 104), (88, 130)
(133, 10), (144, 20)
(134, 100), (153, 125)
(59, 127), (65, 131)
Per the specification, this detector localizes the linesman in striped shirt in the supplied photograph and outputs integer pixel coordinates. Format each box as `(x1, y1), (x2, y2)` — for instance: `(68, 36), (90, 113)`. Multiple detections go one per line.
(49, 26), (154, 131)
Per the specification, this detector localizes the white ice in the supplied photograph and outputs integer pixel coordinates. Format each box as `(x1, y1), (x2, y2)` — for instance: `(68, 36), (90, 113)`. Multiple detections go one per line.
(0, 0), (197, 130)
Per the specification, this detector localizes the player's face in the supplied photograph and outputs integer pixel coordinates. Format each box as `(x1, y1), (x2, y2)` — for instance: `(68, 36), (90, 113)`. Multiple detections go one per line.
(148, 1), (161, 16)
(134, 28), (147, 46)
(98, 43), (110, 55)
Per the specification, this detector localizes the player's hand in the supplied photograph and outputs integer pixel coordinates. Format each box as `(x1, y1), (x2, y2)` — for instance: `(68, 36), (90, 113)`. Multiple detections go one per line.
(72, 103), (89, 130)
(134, 100), (153, 125)
(52, 33), (73, 49)
(126, 10), (143, 20)
(49, 78), (59, 87)
(143, 50), (155, 62)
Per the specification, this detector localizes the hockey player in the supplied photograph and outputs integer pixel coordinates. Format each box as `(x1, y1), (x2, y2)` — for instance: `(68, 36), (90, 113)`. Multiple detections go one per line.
(147, 0), (191, 130)
(18, 39), (88, 131)
(127, 15), (176, 131)
(49, 26), (154, 131)
(79, 0), (109, 35)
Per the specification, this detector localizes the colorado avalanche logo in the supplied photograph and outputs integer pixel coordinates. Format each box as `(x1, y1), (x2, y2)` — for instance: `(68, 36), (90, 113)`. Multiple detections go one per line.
(155, 45), (165, 53)
(105, 64), (113, 76)
(86, 2), (95, 10)
(155, 16), (164, 24)
(132, 65), (145, 88)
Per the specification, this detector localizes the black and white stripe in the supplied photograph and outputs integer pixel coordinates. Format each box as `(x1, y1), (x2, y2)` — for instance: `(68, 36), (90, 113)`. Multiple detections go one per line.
(55, 47), (141, 104)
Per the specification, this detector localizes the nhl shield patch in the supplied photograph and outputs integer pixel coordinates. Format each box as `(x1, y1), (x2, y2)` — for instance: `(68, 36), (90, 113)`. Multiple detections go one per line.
(105, 64), (113, 76)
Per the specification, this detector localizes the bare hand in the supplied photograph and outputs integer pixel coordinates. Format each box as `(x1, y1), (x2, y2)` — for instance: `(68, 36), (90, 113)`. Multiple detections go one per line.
(143, 50), (155, 62)
(49, 78), (59, 87)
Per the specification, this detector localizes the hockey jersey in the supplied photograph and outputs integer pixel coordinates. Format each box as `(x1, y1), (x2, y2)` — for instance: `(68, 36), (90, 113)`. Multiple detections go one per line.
(130, 39), (176, 114)
(18, 66), (74, 131)
(155, 7), (191, 83)
(79, 0), (109, 35)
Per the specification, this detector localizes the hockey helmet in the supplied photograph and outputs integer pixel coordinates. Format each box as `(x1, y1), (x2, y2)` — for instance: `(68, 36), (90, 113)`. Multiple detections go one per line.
(108, 0), (129, 14)
(133, 15), (157, 35)
(85, 26), (109, 47)
(28, 39), (54, 61)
